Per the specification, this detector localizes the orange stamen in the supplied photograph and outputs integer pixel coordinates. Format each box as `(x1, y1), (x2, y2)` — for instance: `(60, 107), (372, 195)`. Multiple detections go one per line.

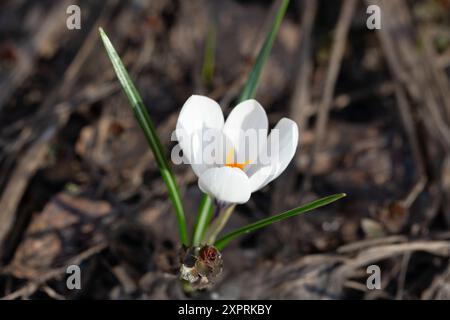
(225, 149), (251, 170)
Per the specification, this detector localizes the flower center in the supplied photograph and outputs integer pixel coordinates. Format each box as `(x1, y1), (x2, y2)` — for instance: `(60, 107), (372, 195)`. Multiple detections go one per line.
(225, 149), (251, 171)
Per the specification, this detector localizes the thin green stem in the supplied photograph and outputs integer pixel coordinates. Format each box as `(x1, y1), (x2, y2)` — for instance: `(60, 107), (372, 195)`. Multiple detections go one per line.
(204, 205), (236, 245)
(191, 196), (215, 246)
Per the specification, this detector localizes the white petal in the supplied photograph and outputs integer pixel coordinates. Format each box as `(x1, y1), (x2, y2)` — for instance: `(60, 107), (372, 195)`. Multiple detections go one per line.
(189, 129), (231, 177)
(198, 167), (251, 204)
(223, 99), (268, 156)
(247, 165), (277, 192)
(248, 118), (299, 192)
(177, 95), (224, 135)
(176, 95), (224, 163)
(187, 129), (215, 177)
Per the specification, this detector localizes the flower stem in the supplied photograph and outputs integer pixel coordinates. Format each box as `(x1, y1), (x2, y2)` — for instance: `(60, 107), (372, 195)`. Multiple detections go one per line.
(191, 196), (215, 246)
(203, 204), (236, 245)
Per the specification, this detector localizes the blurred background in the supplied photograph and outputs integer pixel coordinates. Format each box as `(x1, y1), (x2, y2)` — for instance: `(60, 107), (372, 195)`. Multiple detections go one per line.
(1, 0), (450, 299)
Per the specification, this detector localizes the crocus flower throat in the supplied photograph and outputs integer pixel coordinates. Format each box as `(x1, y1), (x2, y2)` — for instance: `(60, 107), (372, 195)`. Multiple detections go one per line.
(225, 149), (251, 171)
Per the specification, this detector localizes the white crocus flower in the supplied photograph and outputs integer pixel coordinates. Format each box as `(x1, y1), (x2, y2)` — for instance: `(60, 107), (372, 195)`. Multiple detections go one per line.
(176, 95), (299, 205)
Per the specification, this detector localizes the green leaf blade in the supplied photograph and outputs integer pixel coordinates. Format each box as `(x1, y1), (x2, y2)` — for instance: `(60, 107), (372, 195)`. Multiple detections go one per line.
(201, 25), (217, 86)
(239, 0), (290, 101)
(215, 193), (346, 250)
(191, 195), (214, 246)
(99, 28), (189, 246)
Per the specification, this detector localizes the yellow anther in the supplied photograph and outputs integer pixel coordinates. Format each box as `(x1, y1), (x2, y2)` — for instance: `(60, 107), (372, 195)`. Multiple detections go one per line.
(225, 149), (251, 170)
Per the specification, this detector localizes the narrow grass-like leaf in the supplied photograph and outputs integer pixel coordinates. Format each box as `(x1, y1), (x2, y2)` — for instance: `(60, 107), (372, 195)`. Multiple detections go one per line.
(191, 195), (214, 246)
(201, 25), (216, 86)
(239, 0), (290, 101)
(99, 28), (189, 246)
(193, 195), (215, 246)
(215, 193), (346, 250)
(194, 0), (290, 246)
